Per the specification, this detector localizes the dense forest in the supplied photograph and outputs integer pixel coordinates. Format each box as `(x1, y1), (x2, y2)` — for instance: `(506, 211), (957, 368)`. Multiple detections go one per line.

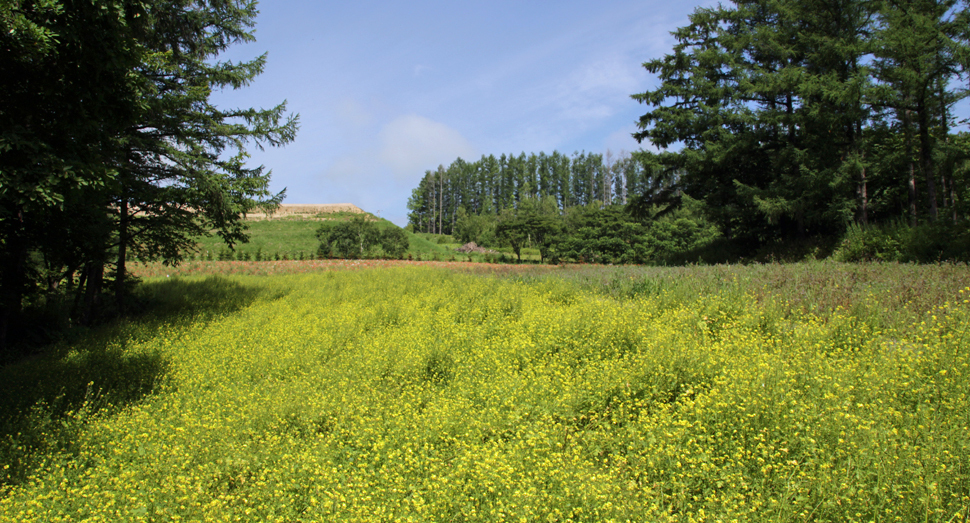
(409, 0), (970, 263)
(0, 0), (297, 356)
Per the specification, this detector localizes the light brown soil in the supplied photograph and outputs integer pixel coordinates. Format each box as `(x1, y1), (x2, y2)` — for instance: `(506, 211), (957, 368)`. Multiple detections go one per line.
(246, 204), (365, 220)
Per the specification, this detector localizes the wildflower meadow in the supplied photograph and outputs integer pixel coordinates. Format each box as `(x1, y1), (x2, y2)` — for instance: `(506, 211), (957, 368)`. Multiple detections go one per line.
(1, 263), (968, 522)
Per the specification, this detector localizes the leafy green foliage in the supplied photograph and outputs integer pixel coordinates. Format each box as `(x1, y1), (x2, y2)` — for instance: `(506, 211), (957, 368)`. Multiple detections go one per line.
(632, 0), (970, 248)
(317, 216), (381, 259)
(454, 207), (498, 247)
(317, 216), (412, 259)
(379, 227), (410, 259)
(408, 151), (645, 236)
(834, 220), (970, 262)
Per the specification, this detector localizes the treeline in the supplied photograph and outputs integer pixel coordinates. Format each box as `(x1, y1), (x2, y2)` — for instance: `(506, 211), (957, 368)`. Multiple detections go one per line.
(406, 150), (665, 235)
(0, 0), (296, 355)
(409, 0), (970, 263)
(406, 150), (718, 265)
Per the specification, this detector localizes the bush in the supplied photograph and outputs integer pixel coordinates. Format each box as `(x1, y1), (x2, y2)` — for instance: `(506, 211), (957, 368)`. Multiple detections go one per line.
(317, 216), (380, 259)
(380, 228), (410, 259)
(833, 221), (970, 263)
(833, 221), (909, 262)
(317, 217), (413, 260)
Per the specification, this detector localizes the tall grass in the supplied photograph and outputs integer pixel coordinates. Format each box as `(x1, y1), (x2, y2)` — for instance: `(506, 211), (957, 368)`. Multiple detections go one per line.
(1, 264), (968, 521)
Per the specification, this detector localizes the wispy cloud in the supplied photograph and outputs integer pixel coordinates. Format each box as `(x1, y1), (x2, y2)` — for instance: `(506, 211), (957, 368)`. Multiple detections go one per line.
(378, 114), (478, 179)
(334, 98), (374, 131)
(413, 64), (431, 77)
(552, 54), (645, 122)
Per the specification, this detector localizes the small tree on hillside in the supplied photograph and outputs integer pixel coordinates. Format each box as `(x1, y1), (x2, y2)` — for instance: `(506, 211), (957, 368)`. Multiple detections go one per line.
(317, 216), (380, 259)
(380, 227), (410, 259)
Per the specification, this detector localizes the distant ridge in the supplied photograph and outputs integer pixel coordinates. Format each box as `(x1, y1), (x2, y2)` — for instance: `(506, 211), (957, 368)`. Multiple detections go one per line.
(246, 203), (365, 220)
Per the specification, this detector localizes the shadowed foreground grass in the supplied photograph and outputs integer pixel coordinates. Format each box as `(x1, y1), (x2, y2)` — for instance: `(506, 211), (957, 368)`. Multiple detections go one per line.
(1, 263), (968, 522)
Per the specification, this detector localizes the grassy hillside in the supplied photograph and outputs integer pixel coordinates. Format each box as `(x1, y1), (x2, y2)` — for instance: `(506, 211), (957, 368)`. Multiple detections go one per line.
(2, 263), (969, 521)
(192, 214), (455, 261)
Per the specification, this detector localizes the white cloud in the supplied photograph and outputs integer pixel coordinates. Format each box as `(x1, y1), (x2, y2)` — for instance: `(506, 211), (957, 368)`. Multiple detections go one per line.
(378, 114), (478, 179)
(315, 113), (477, 219)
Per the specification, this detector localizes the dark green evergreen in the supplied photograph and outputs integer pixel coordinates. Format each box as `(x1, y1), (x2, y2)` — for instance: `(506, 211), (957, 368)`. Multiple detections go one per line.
(0, 0), (297, 355)
(631, 0), (969, 250)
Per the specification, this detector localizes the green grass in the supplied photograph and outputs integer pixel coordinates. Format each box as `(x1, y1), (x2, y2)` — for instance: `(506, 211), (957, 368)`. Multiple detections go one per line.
(1, 262), (969, 521)
(398, 228), (456, 260)
(195, 219), (321, 259)
(192, 215), (455, 261)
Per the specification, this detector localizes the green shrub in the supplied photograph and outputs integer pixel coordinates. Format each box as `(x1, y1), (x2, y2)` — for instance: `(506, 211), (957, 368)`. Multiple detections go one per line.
(833, 221), (909, 262)
(318, 217), (414, 260)
(380, 228), (410, 259)
(833, 221), (970, 263)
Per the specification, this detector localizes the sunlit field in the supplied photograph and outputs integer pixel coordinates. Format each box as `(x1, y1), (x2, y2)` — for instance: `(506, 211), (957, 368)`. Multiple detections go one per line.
(1, 263), (968, 522)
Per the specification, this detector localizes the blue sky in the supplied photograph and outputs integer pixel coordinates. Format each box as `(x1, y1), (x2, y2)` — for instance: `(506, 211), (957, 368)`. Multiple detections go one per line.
(211, 1), (714, 225)
(212, 1), (970, 227)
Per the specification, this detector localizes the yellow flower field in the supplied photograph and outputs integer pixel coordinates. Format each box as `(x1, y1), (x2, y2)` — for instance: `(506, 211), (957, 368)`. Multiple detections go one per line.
(0, 265), (968, 522)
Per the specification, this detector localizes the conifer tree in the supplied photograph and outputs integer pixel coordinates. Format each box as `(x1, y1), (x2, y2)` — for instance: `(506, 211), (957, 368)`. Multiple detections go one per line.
(0, 0), (297, 351)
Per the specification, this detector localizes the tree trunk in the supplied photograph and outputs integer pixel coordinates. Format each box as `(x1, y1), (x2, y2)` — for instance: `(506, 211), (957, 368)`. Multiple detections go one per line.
(73, 266), (89, 320)
(852, 122), (867, 225)
(438, 169), (443, 235)
(115, 195), (129, 316)
(917, 105), (939, 221)
(0, 211), (28, 358)
(939, 86), (948, 215)
(952, 183), (959, 224)
(82, 260), (104, 326)
(904, 109), (918, 226)
(940, 84), (958, 225)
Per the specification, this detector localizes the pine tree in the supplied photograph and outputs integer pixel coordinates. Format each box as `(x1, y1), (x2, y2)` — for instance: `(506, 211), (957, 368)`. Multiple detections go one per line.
(871, 0), (970, 222)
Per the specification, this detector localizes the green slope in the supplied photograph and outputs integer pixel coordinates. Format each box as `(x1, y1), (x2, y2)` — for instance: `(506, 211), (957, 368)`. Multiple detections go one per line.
(191, 214), (455, 260)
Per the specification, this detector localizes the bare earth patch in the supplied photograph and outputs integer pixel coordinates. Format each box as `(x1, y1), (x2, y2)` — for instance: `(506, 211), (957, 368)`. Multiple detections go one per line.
(245, 203), (365, 220)
(130, 259), (559, 278)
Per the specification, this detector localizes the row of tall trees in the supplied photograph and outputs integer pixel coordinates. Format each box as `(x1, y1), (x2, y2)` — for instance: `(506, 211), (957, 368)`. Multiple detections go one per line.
(633, 0), (970, 245)
(450, 194), (720, 265)
(407, 150), (667, 234)
(0, 0), (297, 355)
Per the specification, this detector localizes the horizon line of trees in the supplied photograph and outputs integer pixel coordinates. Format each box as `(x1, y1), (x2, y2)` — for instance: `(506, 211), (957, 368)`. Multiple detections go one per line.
(406, 150), (671, 235)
